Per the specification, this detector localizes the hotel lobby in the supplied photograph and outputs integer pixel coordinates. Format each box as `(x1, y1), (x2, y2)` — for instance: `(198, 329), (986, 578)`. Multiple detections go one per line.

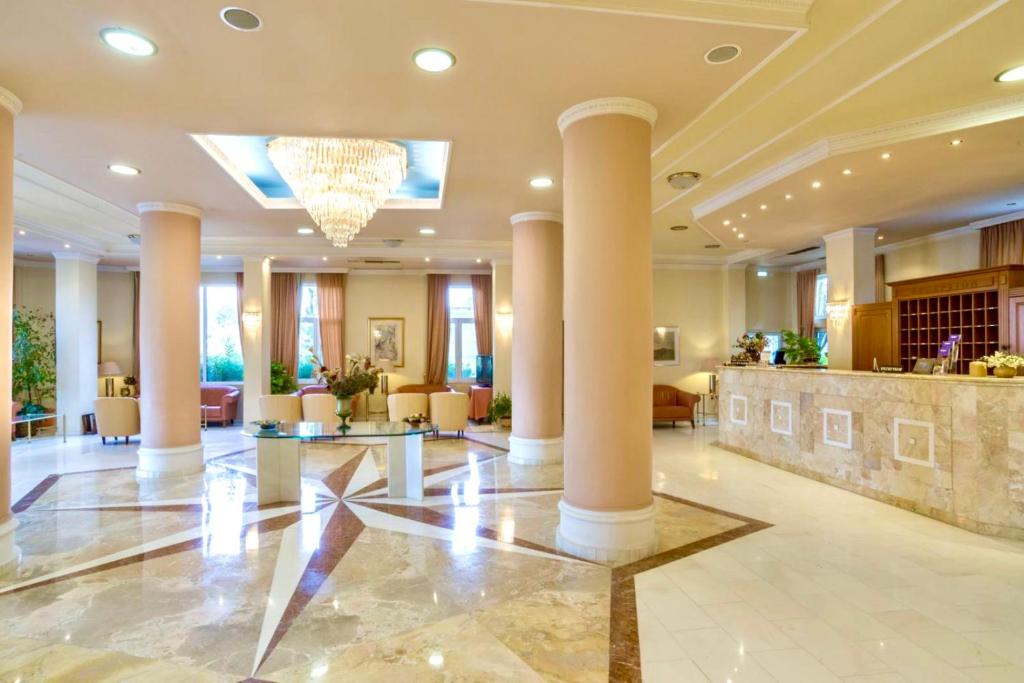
(2, 1), (1024, 681)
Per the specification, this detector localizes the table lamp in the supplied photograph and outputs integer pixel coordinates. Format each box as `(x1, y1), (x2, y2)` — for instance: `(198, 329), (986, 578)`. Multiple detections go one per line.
(700, 358), (721, 395)
(377, 358), (394, 394)
(98, 360), (123, 397)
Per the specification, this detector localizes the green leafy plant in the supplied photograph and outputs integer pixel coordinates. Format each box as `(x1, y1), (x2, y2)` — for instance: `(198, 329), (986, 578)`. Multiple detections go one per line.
(781, 329), (822, 365)
(309, 352), (380, 399)
(12, 307), (56, 414)
(270, 361), (298, 394)
(487, 392), (512, 424)
(732, 332), (767, 363)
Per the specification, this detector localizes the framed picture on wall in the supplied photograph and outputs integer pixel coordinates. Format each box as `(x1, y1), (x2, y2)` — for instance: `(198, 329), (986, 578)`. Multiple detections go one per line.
(369, 317), (405, 368)
(653, 326), (679, 366)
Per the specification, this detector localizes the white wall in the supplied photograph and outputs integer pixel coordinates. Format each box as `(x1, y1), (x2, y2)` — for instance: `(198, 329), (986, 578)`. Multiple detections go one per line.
(881, 230), (980, 300)
(746, 268), (796, 333)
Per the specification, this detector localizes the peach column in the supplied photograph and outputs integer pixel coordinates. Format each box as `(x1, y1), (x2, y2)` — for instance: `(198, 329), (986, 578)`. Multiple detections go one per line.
(137, 203), (204, 478)
(557, 98), (658, 562)
(509, 212), (563, 465)
(0, 88), (20, 573)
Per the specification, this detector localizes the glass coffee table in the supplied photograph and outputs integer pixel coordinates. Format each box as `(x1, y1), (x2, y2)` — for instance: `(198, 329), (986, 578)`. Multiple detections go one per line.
(243, 420), (435, 505)
(13, 412), (66, 443)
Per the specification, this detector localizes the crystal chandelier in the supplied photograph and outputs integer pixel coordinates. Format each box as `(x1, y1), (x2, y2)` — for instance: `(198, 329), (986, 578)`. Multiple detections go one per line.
(267, 137), (407, 247)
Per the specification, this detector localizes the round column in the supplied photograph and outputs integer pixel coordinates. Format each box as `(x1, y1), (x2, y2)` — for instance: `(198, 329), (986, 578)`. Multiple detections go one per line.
(137, 202), (204, 478)
(0, 88), (20, 573)
(557, 98), (657, 562)
(509, 212), (563, 465)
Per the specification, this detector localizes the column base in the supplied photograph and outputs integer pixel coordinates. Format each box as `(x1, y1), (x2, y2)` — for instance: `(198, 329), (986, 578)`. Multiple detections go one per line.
(556, 499), (657, 563)
(508, 435), (563, 465)
(136, 443), (205, 479)
(0, 517), (20, 576)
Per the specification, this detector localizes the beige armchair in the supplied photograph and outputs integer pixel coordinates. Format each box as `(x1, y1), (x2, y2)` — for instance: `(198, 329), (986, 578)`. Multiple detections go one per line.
(430, 392), (469, 437)
(259, 395), (303, 423)
(387, 393), (428, 422)
(95, 397), (140, 444)
(301, 393), (341, 424)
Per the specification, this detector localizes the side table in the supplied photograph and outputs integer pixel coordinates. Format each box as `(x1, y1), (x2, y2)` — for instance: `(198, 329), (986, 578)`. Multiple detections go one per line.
(698, 393), (719, 425)
(468, 385), (493, 421)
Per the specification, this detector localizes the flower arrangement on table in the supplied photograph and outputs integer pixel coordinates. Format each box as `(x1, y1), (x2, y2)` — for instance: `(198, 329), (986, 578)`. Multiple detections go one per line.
(309, 351), (382, 426)
(979, 350), (1024, 378)
(730, 332), (768, 364)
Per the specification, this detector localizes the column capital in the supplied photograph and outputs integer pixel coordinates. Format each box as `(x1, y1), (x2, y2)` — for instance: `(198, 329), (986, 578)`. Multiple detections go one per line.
(558, 97), (657, 136)
(137, 202), (202, 218)
(510, 211), (563, 226)
(0, 87), (22, 116)
(52, 251), (100, 264)
(822, 226), (877, 242)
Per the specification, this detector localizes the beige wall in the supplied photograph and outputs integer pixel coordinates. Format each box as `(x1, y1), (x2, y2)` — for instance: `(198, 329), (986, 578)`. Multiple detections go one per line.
(491, 262), (512, 397)
(13, 263), (54, 311)
(652, 268), (728, 394)
(881, 230), (980, 300)
(746, 268), (796, 333)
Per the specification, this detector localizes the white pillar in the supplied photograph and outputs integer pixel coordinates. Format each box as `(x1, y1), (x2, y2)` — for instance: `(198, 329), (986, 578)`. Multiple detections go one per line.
(54, 252), (99, 435)
(491, 261), (513, 398)
(722, 265), (747, 358)
(242, 256), (271, 424)
(824, 227), (877, 370)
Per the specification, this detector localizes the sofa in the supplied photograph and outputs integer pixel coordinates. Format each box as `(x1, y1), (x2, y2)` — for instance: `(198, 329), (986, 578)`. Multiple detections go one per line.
(396, 383), (453, 395)
(200, 384), (240, 426)
(95, 397), (141, 444)
(259, 395), (304, 423)
(653, 385), (699, 428)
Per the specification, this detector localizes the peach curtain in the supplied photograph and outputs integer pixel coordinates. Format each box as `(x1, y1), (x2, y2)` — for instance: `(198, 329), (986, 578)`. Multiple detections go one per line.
(874, 254), (886, 303)
(235, 272), (244, 360)
(796, 268), (819, 338)
(425, 274), (450, 385)
(316, 273), (345, 368)
(271, 273), (299, 376)
(471, 274), (492, 356)
(980, 220), (1024, 267)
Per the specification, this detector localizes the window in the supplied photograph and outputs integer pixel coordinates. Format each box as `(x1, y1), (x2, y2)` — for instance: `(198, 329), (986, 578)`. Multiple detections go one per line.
(199, 285), (243, 382)
(447, 286), (477, 382)
(297, 283), (321, 380)
(813, 273), (829, 320)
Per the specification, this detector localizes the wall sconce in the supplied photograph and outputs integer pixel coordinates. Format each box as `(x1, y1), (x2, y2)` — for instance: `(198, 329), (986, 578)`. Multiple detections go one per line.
(496, 311), (513, 334)
(826, 301), (850, 322)
(242, 310), (262, 328)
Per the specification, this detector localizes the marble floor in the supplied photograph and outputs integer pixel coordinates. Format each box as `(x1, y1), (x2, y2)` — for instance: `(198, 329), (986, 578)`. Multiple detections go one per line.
(2, 426), (1024, 682)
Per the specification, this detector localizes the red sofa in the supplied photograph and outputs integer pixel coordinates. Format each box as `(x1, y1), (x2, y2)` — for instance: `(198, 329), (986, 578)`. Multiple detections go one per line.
(200, 384), (240, 426)
(653, 385), (699, 428)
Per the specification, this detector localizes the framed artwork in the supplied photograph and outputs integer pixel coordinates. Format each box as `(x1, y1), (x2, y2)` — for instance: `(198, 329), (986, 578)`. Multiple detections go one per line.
(369, 317), (405, 367)
(653, 326), (679, 366)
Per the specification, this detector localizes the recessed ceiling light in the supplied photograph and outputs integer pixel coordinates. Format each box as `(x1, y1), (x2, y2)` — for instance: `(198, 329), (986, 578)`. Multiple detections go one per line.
(811, 180), (822, 189)
(737, 233), (745, 239)
(731, 227), (737, 232)
(99, 27), (157, 57)
(322, 256), (328, 261)
(17, 230), (25, 236)
(424, 256), (431, 262)
(418, 227), (436, 235)
(529, 176), (554, 188)
(413, 48), (456, 73)
(704, 44), (741, 65)
(108, 163), (140, 176)
(881, 152), (892, 160)
(756, 270), (768, 277)
(669, 225), (688, 231)
(842, 168), (852, 175)
(476, 258), (482, 263)
(877, 235), (884, 241)
(297, 227), (315, 235)
(784, 194), (793, 200)
(63, 243), (70, 249)
(268, 256), (275, 260)
(740, 213), (748, 218)
(949, 138), (963, 147)
(995, 64), (1024, 83)
(220, 7), (262, 31)
(723, 219), (731, 226)
(760, 204), (768, 210)
(215, 255), (223, 260)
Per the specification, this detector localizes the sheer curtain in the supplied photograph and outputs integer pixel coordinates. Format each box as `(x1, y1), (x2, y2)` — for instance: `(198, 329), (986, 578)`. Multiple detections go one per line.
(316, 273), (345, 368)
(874, 254), (886, 303)
(980, 220), (1024, 267)
(471, 274), (492, 357)
(796, 268), (819, 338)
(271, 273), (299, 376)
(425, 274), (451, 384)
(235, 272), (244, 360)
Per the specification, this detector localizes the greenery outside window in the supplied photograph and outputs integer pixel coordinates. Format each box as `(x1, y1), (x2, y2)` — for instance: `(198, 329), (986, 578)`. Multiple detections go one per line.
(813, 273), (828, 321)
(297, 282), (322, 380)
(447, 286), (477, 382)
(199, 285), (243, 382)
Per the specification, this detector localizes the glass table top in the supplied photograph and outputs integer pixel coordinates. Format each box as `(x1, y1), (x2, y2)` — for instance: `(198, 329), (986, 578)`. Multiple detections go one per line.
(12, 413), (59, 423)
(243, 420), (435, 439)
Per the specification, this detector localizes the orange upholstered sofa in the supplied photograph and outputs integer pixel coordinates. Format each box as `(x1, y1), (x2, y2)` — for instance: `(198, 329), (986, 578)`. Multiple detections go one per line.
(652, 385), (699, 428)
(200, 384), (240, 426)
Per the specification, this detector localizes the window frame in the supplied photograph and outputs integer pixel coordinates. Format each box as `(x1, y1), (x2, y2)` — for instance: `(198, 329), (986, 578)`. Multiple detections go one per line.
(296, 282), (322, 382)
(813, 273), (829, 323)
(198, 283), (244, 383)
(447, 285), (477, 383)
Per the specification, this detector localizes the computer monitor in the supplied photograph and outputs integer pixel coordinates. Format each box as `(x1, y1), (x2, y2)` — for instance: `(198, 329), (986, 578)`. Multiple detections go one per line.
(475, 355), (493, 386)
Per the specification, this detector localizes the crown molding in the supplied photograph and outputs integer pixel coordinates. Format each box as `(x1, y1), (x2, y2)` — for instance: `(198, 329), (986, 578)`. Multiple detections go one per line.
(969, 208), (1024, 230)
(0, 87), (22, 116)
(788, 258), (826, 272)
(52, 251), (100, 264)
(875, 224), (975, 254)
(510, 211), (563, 225)
(558, 97), (657, 135)
(822, 227), (877, 242)
(137, 202), (203, 218)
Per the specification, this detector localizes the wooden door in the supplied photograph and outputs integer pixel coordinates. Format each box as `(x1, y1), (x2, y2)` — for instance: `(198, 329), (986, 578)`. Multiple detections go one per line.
(852, 302), (894, 370)
(1010, 294), (1024, 354)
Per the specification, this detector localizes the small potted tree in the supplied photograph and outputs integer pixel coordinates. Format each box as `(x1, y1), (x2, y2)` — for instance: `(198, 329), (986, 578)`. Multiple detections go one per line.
(487, 392), (512, 428)
(12, 308), (56, 434)
(781, 330), (823, 366)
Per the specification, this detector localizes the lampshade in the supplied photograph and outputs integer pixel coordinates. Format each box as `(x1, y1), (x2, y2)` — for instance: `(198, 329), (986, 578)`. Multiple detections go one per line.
(700, 358), (721, 373)
(98, 361), (123, 377)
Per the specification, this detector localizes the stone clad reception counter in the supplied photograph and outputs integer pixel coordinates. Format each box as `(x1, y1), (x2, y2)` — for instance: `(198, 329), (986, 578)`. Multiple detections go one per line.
(718, 366), (1024, 540)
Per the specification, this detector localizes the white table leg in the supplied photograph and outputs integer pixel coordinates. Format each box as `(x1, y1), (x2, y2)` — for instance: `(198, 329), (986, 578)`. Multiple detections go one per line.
(386, 433), (423, 500)
(257, 439), (301, 505)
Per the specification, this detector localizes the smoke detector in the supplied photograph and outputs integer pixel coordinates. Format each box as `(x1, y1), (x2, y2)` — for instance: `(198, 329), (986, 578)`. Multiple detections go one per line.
(667, 171), (701, 190)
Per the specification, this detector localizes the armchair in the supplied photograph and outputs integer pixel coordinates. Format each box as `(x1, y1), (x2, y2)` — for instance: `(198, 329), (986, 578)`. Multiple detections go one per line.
(652, 385), (699, 428)
(200, 384), (240, 426)
(95, 397), (141, 444)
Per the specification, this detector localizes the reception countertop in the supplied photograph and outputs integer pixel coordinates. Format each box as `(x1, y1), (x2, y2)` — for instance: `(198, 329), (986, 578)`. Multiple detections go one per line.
(717, 365), (1024, 540)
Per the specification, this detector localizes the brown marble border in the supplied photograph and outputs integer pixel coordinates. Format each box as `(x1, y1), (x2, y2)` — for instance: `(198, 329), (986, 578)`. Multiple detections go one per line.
(12, 474), (61, 513)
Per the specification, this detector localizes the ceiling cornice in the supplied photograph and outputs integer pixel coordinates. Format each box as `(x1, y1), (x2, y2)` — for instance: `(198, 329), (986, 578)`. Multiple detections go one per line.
(137, 202), (203, 218)
(558, 97), (658, 135)
(510, 211), (563, 225)
(0, 87), (22, 116)
(968, 208), (1024, 230)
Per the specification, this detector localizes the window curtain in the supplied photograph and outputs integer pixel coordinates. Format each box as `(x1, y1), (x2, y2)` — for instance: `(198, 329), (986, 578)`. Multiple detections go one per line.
(131, 271), (140, 387)
(316, 273), (346, 368)
(874, 254), (886, 303)
(425, 274), (451, 385)
(270, 273), (299, 377)
(980, 220), (1024, 267)
(471, 274), (493, 356)
(796, 268), (819, 338)
(235, 272), (245, 361)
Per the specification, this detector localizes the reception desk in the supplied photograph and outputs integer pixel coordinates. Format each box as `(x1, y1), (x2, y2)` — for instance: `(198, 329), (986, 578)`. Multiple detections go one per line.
(718, 366), (1024, 540)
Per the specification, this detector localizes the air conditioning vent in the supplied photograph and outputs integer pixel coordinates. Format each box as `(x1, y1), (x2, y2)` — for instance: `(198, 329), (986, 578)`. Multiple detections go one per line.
(786, 246), (820, 256)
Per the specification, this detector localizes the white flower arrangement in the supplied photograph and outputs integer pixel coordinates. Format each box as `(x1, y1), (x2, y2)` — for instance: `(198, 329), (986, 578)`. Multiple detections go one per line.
(979, 351), (1024, 369)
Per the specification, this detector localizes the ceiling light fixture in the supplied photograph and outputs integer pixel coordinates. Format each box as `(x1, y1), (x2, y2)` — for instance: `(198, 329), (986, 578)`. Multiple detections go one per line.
(811, 180), (822, 189)
(666, 171), (702, 190)
(877, 235), (884, 241)
(476, 258), (482, 263)
(950, 138), (963, 147)
(737, 233), (745, 239)
(99, 27), (157, 57)
(418, 227), (436, 235)
(723, 219), (731, 226)
(413, 48), (456, 73)
(215, 255), (223, 260)
(741, 213), (748, 218)
(732, 227), (737, 232)
(322, 256), (328, 261)
(995, 64), (1024, 83)
(18, 230), (25, 236)
(760, 204), (768, 210)
(704, 44), (741, 65)
(108, 163), (140, 176)
(881, 152), (892, 160)
(784, 194), (793, 200)
(756, 270), (768, 278)
(529, 176), (554, 188)
(842, 168), (852, 175)
(267, 137), (407, 248)
(297, 227), (315, 235)
(220, 7), (262, 31)
(669, 225), (688, 231)
(424, 256), (431, 262)
(63, 243), (70, 249)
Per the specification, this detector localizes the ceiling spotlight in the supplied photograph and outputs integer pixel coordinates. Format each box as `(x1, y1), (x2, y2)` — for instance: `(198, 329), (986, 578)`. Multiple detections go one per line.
(756, 270), (768, 278)
(723, 219), (731, 226)
(881, 152), (892, 160)
(215, 255), (223, 260)
(669, 225), (688, 231)
(413, 48), (456, 73)
(418, 227), (436, 235)
(100, 27), (157, 57)
(842, 168), (852, 175)
(268, 256), (275, 260)
(811, 180), (822, 189)
(760, 204), (768, 210)
(784, 194), (793, 200)
(704, 44), (741, 65)
(877, 235), (884, 241)
(108, 163), (140, 176)
(667, 171), (702, 190)
(476, 258), (483, 263)
(17, 230), (25, 236)
(731, 227), (737, 232)
(297, 227), (315, 235)
(63, 243), (71, 249)
(220, 7), (262, 31)
(424, 256), (431, 262)
(529, 176), (554, 188)
(949, 138), (963, 147)
(322, 256), (328, 261)
(741, 213), (748, 218)
(737, 233), (745, 239)
(995, 64), (1024, 83)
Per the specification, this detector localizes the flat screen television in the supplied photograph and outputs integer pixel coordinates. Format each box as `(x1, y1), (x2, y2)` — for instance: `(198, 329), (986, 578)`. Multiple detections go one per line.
(476, 354), (493, 386)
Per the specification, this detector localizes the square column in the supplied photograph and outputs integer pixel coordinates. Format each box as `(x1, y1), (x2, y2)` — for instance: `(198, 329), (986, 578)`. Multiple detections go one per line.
(241, 256), (271, 425)
(824, 227), (877, 370)
(53, 253), (99, 436)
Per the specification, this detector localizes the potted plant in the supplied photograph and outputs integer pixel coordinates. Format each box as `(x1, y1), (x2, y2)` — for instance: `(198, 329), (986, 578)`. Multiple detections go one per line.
(487, 392), (512, 428)
(979, 350), (1024, 379)
(309, 352), (381, 428)
(781, 330), (823, 365)
(121, 376), (137, 397)
(270, 361), (298, 395)
(12, 308), (56, 430)
(731, 333), (767, 364)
